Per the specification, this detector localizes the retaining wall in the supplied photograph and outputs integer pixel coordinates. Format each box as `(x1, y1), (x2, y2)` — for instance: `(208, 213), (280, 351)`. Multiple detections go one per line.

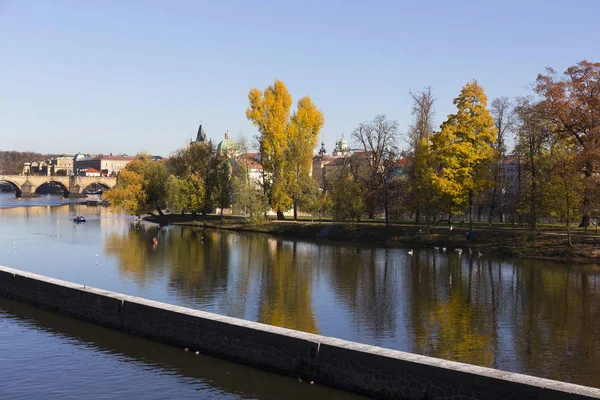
(1, 265), (599, 400)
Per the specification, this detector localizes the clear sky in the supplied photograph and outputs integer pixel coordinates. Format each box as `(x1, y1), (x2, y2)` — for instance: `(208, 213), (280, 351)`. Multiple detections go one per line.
(1, 0), (598, 157)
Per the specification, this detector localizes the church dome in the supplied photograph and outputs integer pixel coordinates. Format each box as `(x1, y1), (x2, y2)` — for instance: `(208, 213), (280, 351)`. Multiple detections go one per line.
(217, 131), (235, 153)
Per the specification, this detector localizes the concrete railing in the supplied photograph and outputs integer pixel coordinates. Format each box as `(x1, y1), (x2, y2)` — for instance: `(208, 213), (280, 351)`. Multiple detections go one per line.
(1, 265), (599, 400)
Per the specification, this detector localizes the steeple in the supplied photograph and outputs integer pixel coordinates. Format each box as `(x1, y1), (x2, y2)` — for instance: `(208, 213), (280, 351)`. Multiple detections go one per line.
(318, 141), (326, 156)
(195, 124), (207, 143)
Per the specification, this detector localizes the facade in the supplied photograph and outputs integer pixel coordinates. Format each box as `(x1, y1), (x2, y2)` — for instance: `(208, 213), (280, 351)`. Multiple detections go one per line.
(85, 168), (101, 177)
(332, 135), (350, 157)
(235, 153), (263, 186)
(75, 155), (135, 176)
(50, 156), (74, 176)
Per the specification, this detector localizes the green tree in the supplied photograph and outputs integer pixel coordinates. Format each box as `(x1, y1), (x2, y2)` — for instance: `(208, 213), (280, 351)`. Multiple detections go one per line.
(412, 137), (440, 234)
(431, 80), (497, 238)
(212, 156), (235, 217)
(328, 167), (366, 222)
(299, 179), (332, 222)
(167, 142), (215, 216)
(547, 142), (584, 246)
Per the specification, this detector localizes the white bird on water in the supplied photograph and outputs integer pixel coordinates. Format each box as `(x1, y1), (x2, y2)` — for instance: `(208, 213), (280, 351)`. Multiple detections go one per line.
(449, 225), (453, 231)
(408, 249), (414, 256)
(442, 247), (447, 253)
(478, 251), (483, 257)
(455, 248), (463, 255)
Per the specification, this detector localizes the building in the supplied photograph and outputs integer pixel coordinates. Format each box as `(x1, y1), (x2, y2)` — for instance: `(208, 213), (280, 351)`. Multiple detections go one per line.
(311, 142), (338, 189)
(75, 155), (136, 176)
(49, 156), (74, 176)
(235, 152), (264, 186)
(84, 168), (101, 177)
(193, 124), (207, 144)
(332, 135), (350, 157)
(217, 131), (237, 157)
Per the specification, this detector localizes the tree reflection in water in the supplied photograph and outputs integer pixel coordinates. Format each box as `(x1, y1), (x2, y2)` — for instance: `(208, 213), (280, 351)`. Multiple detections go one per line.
(103, 224), (600, 387)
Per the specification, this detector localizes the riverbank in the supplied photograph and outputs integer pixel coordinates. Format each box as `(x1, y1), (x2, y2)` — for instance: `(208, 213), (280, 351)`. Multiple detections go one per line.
(144, 214), (600, 264)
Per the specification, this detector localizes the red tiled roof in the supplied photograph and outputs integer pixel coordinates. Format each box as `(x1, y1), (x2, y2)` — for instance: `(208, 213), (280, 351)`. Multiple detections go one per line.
(325, 157), (348, 167)
(391, 157), (410, 168)
(237, 153), (263, 170)
(86, 168), (100, 173)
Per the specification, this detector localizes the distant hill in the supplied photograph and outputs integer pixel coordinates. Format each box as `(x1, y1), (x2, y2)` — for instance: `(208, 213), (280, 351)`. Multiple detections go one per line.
(0, 151), (59, 175)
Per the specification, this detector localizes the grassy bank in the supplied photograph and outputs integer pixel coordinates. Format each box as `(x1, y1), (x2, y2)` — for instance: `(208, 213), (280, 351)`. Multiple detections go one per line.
(144, 214), (600, 263)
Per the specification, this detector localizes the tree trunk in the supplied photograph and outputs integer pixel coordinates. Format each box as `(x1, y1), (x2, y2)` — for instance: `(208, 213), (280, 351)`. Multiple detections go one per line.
(155, 201), (164, 216)
(277, 211), (285, 220)
(566, 181), (572, 247)
(579, 168), (592, 228)
(468, 191), (474, 241)
(293, 200), (298, 221)
(415, 209), (420, 224)
(426, 212), (431, 235)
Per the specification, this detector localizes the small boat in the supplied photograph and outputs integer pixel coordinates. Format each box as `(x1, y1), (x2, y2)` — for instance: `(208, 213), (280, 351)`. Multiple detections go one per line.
(74, 216), (86, 223)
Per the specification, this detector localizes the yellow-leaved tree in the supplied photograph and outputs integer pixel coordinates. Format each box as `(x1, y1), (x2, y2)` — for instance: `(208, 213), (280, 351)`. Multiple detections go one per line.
(103, 169), (147, 216)
(431, 80), (497, 237)
(287, 96), (324, 219)
(246, 80), (324, 220)
(246, 80), (292, 219)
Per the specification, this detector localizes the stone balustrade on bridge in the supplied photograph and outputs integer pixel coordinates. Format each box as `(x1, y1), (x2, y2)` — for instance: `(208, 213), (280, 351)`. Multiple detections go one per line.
(0, 175), (117, 197)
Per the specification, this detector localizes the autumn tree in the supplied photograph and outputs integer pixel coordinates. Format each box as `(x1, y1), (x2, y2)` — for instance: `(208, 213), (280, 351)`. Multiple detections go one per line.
(104, 154), (169, 215)
(351, 114), (399, 225)
(287, 96), (325, 219)
(534, 60), (600, 227)
(104, 168), (147, 216)
(431, 80), (497, 238)
(246, 80), (293, 220)
(246, 80), (324, 220)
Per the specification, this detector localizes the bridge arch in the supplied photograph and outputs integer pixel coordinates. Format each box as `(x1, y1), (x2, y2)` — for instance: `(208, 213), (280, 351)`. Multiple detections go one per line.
(34, 180), (70, 198)
(81, 181), (111, 194)
(0, 179), (22, 197)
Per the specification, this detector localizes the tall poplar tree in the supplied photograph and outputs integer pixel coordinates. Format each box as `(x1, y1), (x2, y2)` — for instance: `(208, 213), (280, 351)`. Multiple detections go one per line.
(246, 80), (293, 219)
(246, 80), (324, 220)
(431, 80), (497, 238)
(287, 96), (325, 220)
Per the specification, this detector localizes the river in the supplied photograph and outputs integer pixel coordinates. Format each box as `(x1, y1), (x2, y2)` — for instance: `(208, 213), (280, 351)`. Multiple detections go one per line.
(1, 192), (600, 396)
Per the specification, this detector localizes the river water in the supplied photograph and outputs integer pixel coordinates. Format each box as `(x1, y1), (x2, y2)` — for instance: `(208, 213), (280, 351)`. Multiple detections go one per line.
(1, 193), (600, 396)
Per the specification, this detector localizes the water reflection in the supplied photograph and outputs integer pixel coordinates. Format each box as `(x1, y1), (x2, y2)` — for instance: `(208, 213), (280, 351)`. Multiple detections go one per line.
(2, 196), (600, 388)
(0, 298), (365, 399)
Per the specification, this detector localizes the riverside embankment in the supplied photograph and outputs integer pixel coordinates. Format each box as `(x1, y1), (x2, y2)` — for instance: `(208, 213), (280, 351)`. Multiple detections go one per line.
(1, 265), (599, 400)
(145, 214), (600, 263)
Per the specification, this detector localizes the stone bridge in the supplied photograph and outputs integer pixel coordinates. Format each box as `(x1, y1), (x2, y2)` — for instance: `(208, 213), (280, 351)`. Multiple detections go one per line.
(0, 175), (117, 198)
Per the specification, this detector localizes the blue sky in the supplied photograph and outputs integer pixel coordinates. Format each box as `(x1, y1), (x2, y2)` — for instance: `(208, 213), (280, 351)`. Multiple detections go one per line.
(1, 0), (598, 156)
